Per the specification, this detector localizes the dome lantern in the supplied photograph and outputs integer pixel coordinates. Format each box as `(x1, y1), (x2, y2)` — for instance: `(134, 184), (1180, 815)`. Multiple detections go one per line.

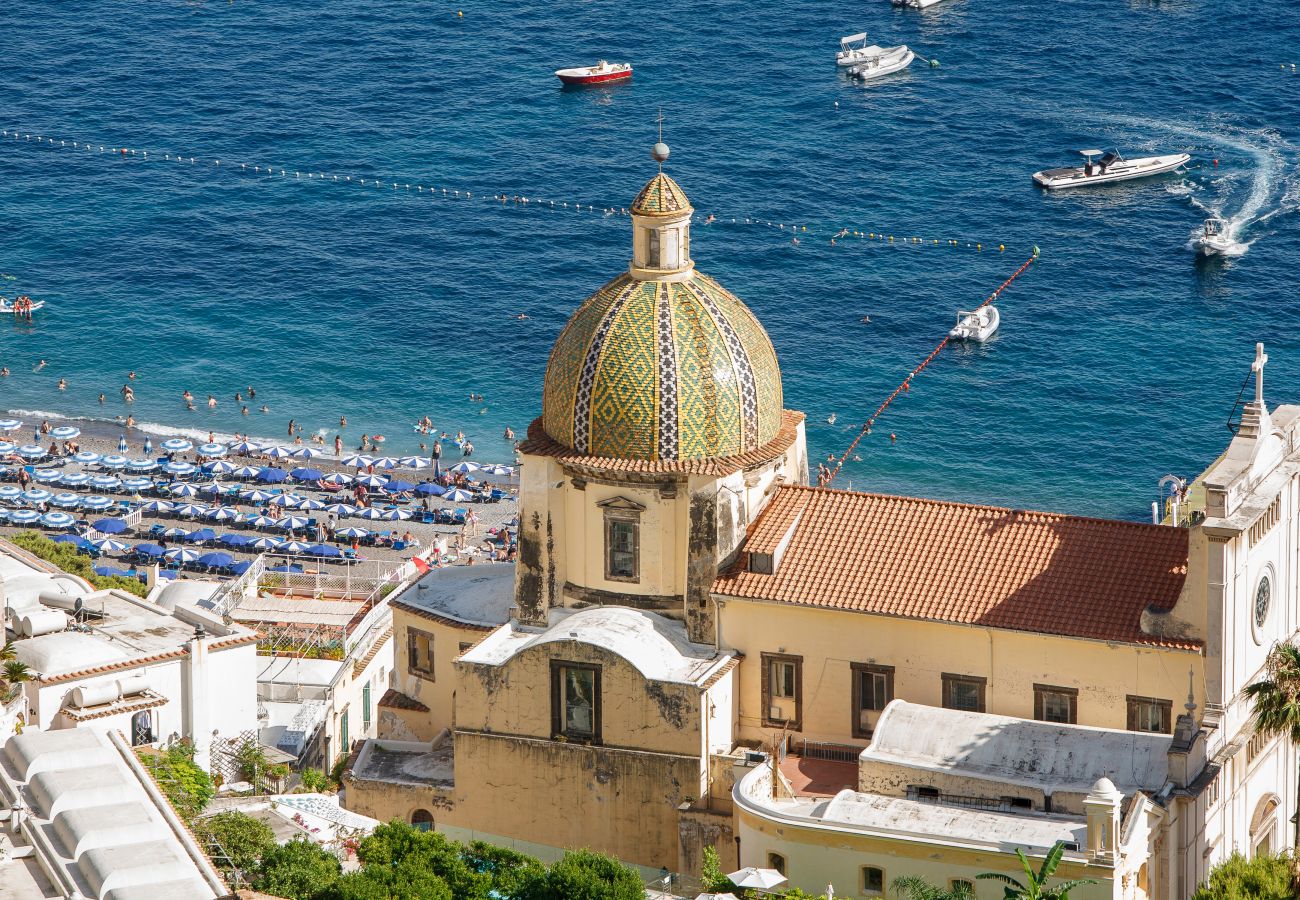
(629, 144), (694, 282)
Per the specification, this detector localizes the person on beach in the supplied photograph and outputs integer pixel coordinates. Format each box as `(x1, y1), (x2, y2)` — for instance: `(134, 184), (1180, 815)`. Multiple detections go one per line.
(121, 384), (133, 401)
(359, 434), (369, 451)
(287, 419), (295, 437)
(293, 435), (303, 447)
(126, 415), (136, 427)
(431, 439), (442, 477)
(462, 440), (474, 457)
(334, 435), (343, 455)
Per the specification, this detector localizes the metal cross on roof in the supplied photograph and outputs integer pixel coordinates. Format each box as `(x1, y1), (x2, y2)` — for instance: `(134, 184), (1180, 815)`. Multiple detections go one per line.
(1253, 341), (1268, 405)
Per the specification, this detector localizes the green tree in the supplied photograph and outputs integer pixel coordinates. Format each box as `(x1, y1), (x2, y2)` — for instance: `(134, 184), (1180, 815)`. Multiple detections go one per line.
(891, 875), (976, 899)
(0, 648), (32, 704)
(194, 810), (276, 884)
(976, 842), (1096, 899)
(139, 740), (214, 820)
(1191, 851), (1296, 900)
(347, 822), (489, 898)
(299, 767), (332, 793)
(1244, 641), (1300, 889)
(461, 840), (546, 897)
(9, 531), (148, 597)
(517, 849), (644, 900)
(700, 846), (736, 893)
(254, 837), (342, 900)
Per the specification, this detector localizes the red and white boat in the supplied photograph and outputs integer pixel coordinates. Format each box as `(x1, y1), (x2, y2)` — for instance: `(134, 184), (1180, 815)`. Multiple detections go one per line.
(555, 60), (632, 86)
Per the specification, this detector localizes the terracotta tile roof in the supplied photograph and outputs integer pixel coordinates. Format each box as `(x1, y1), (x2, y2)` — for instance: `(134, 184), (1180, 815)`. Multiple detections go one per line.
(378, 688), (430, 713)
(714, 485), (1197, 650)
(59, 690), (168, 722)
(518, 409), (805, 476)
(38, 632), (258, 685)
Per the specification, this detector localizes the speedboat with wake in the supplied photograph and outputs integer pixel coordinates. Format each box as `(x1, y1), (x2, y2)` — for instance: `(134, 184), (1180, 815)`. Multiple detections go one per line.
(949, 306), (999, 342)
(1032, 149), (1190, 189)
(1194, 217), (1236, 256)
(893, 0), (946, 7)
(554, 60), (632, 86)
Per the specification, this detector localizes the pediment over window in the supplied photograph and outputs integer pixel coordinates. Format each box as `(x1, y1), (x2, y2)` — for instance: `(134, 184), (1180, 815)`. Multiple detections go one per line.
(597, 496), (646, 513)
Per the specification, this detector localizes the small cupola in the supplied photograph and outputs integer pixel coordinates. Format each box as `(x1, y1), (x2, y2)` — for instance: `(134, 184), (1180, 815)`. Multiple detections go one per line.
(628, 142), (694, 282)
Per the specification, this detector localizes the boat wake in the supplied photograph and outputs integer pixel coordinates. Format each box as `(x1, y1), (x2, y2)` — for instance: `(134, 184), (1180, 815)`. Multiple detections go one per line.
(1100, 114), (1298, 257)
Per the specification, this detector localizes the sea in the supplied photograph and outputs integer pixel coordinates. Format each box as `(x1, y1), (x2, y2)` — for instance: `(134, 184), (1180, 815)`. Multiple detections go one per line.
(1, 0), (1297, 519)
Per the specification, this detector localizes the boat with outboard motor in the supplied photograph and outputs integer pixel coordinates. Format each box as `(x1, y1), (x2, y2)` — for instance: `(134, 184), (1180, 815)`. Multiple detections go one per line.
(0, 295), (43, 315)
(1032, 149), (1190, 189)
(848, 44), (914, 81)
(1194, 217), (1236, 256)
(949, 306), (999, 342)
(892, 0), (946, 7)
(554, 60), (632, 86)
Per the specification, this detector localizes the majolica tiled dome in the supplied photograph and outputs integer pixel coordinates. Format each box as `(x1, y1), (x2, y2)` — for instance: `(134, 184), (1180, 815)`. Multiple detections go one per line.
(541, 269), (784, 461)
(630, 173), (691, 217)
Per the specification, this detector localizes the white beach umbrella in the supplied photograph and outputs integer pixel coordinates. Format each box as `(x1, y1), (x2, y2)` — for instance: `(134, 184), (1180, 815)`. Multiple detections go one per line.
(728, 868), (788, 891)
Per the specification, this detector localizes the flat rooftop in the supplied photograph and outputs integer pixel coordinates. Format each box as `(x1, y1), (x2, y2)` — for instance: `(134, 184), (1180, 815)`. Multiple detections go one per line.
(349, 738), (454, 789)
(393, 562), (515, 628)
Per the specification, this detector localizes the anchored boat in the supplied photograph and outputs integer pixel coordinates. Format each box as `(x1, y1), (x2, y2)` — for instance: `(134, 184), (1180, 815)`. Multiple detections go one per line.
(949, 306), (999, 342)
(555, 60), (632, 86)
(892, 0), (946, 8)
(848, 45), (915, 81)
(0, 295), (43, 314)
(1032, 149), (1190, 189)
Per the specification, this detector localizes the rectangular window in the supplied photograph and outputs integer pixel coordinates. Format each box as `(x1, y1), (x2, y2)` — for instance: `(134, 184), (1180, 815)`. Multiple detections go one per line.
(407, 628), (435, 680)
(362, 682), (372, 731)
(1127, 695), (1173, 734)
(851, 663), (894, 737)
(647, 229), (661, 268)
(552, 661), (601, 743)
(761, 653), (803, 730)
(942, 673), (987, 713)
(862, 866), (885, 896)
(1034, 683), (1078, 724)
(340, 707), (349, 754)
(605, 517), (639, 581)
(766, 853), (786, 876)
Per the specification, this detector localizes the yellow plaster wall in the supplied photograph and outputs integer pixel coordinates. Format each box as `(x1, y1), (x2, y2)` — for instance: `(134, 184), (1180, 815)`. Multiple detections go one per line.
(719, 599), (1204, 745)
(392, 606), (487, 737)
(455, 640), (704, 756)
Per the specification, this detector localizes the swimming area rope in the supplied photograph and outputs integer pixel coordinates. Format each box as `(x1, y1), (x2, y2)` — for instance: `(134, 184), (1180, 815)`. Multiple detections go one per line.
(821, 251), (1039, 487)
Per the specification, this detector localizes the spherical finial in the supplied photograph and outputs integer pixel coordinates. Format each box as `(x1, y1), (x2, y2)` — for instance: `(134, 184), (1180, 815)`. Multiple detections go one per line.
(651, 142), (670, 164)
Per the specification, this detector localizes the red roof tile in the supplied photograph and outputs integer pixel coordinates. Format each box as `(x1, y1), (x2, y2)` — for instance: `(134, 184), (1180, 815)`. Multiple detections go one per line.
(377, 688), (430, 713)
(714, 485), (1197, 650)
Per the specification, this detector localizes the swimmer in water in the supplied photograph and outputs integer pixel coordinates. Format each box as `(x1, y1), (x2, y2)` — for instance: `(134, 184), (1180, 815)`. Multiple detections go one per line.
(98, 393), (104, 404)
(35, 360), (47, 371)
(512, 313), (530, 320)
(340, 415), (347, 428)
(1, 367), (9, 377)
(127, 371), (136, 380)
(57, 378), (66, 391)
(242, 406), (250, 416)
(207, 395), (217, 408)
(260, 404), (269, 414)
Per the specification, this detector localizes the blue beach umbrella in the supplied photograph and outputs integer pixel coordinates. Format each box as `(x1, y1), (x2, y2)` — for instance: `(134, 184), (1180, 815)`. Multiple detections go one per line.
(0, 441), (16, 454)
(92, 518), (129, 534)
(230, 560), (253, 575)
(264, 446), (294, 459)
(90, 475), (122, 490)
(248, 515), (278, 528)
(321, 472), (353, 486)
(9, 509), (41, 524)
(184, 528), (217, 543)
(290, 467), (325, 482)
(92, 538), (131, 553)
(353, 507), (385, 520)
(134, 542), (166, 557)
(268, 563), (305, 574)
(449, 461), (480, 474)
(204, 459), (237, 475)
(441, 488), (475, 502)
(49, 425), (80, 440)
(341, 454), (372, 468)
(99, 455), (128, 469)
(0, 485), (23, 499)
(162, 438), (193, 453)
(207, 506), (240, 521)
(121, 477), (154, 492)
(41, 511), (76, 528)
(72, 450), (102, 464)
(483, 464), (515, 476)
(294, 498), (326, 511)
(49, 492), (82, 508)
(200, 481), (232, 495)
(336, 526), (370, 538)
(59, 472), (91, 487)
(197, 551), (235, 568)
(32, 469), (62, 482)
(53, 534), (93, 549)
(268, 493), (303, 507)
(20, 488), (52, 503)
(354, 473), (387, 488)
(256, 468), (288, 483)
(117, 434), (128, 452)
(125, 458), (158, 472)
(306, 544), (342, 558)
(383, 480), (416, 494)
(164, 547), (200, 563)
(197, 443), (227, 457)
(380, 508), (412, 521)
(81, 495), (115, 511)
(164, 461), (197, 476)
(399, 456), (431, 470)
(137, 499), (173, 513)
(0, 419), (22, 431)
(277, 540), (313, 553)
(323, 502), (358, 515)
(239, 489), (276, 503)
(93, 565), (132, 577)
(249, 535), (280, 550)
(161, 526), (189, 538)
(174, 503), (209, 517)
(276, 516), (309, 531)
(228, 439), (262, 453)
(232, 465), (262, 478)
(368, 456), (398, 469)
(168, 483), (200, 497)
(17, 445), (47, 459)
(220, 533), (253, 548)
(415, 482), (445, 496)
(290, 447), (322, 458)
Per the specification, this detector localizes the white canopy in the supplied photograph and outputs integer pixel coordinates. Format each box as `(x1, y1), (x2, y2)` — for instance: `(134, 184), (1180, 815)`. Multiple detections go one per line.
(841, 32), (869, 45)
(1078, 148), (1104, 157)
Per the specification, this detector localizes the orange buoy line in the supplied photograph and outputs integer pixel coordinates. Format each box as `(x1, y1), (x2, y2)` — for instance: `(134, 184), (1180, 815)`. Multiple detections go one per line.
(822, 252), (1039, 487)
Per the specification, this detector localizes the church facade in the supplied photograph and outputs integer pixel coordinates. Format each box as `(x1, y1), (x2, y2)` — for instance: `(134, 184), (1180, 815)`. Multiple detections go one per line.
(343, 158), (1294, 899)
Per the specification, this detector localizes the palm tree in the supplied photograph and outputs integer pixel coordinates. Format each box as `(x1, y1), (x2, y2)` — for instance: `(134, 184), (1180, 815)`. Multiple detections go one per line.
(1242, 641), (1300, 887)
(0, 651), (31, 705)
(892, 875), (975, 899)
(976, 842), (1096, 899)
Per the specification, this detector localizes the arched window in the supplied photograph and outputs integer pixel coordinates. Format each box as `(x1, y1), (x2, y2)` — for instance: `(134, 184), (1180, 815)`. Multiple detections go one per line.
(130, 710), (154, 746)
(1251, 794), (1280, 856)
(411, 809), (434, 832)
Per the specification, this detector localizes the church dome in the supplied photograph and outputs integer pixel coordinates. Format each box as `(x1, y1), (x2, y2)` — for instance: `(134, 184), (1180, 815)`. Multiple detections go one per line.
(542, 166), (783, 461)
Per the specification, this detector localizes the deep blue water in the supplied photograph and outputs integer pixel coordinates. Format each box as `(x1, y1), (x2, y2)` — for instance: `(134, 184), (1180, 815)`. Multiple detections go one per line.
(1, 0), (1297, 518)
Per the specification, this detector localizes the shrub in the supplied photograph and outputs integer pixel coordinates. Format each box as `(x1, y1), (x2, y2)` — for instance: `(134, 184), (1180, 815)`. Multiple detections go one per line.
(1191, 852), (1296, 900)
(254, 838), (342, 900)
(138, 740), (214, 820)
(195, 810), (276, 882)
(9, 530), (148, 597)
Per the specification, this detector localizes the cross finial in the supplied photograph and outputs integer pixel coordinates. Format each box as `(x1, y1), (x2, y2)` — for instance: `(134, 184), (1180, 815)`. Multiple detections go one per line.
(1253, 342), (1269, 406)
(650, 110), (670, 172)
(657, 108), (664, 144)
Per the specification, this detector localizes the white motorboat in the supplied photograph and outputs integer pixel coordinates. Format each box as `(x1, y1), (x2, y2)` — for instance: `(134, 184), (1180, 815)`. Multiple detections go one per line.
(554, 60), (632, 86)
(0, 296), (44, 314)
(848, 45), (915, 81)
(892, 0), (946, 8)
(1032, 149), (1190, 189)
(949, 306), (999, 342)
(837, 33), (876, 67)
(1194, 217), (1236, 256)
